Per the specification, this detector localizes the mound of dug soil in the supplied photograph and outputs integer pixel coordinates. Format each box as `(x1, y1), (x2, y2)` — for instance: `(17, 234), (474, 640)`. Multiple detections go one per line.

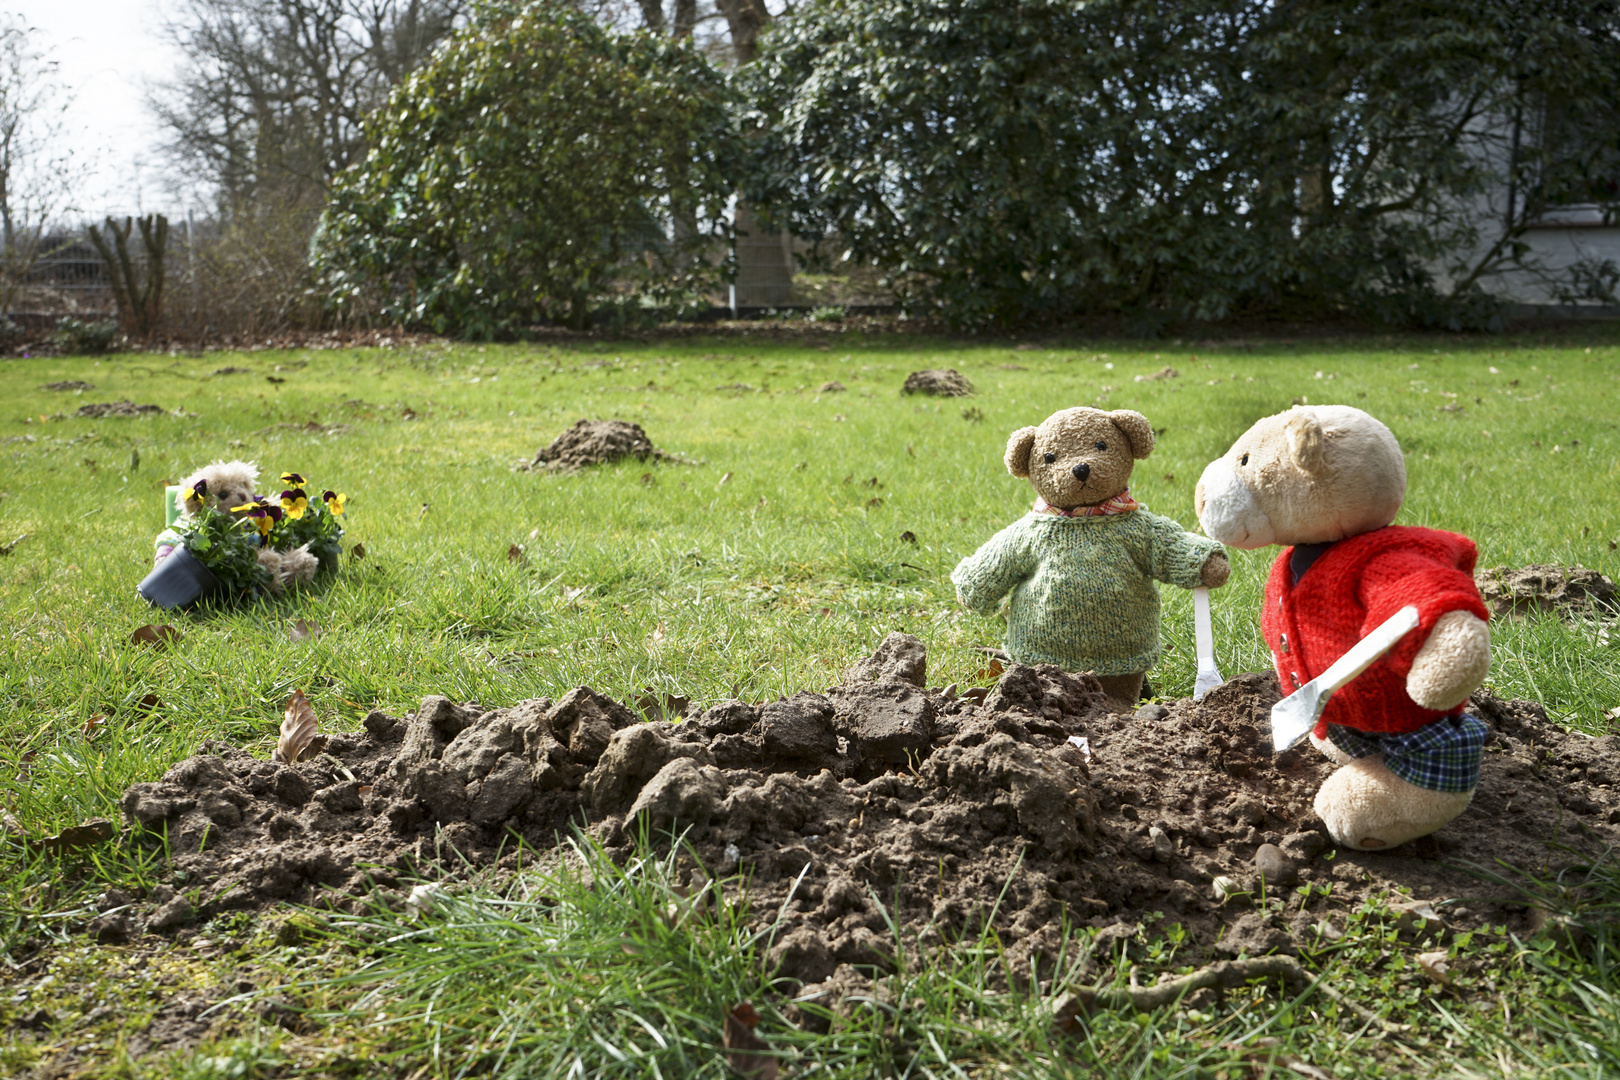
(1477, 564), (1619, 619)
(76, 401), (163, 418)
(117, 634), (1619, 985)
(902, 369), (974, 397)
(530, 418), (675, 472)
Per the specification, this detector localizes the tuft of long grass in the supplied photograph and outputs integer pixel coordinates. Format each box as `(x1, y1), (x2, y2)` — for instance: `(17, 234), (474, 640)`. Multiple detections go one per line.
(270, 834), (1281, 1079)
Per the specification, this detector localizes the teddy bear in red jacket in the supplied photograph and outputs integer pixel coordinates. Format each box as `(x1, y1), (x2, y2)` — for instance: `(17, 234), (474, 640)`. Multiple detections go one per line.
(1194, 405), (1491, 851)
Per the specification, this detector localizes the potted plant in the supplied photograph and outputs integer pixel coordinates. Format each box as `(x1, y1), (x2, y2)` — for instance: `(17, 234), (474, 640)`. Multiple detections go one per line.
(137, 480), (274, 610)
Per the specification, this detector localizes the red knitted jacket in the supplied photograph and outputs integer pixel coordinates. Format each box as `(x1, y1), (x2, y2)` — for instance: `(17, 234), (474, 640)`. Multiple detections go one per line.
(1261, 525), (1489, 737)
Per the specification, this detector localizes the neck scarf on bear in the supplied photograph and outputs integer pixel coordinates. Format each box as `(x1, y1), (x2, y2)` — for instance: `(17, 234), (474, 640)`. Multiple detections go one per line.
(1035, 489), (1140, 517)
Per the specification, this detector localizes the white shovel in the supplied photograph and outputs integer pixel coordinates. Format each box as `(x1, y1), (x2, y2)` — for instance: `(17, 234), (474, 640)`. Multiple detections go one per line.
(1269, 605), (1421, 752)
(1193, 586), (1222, 701)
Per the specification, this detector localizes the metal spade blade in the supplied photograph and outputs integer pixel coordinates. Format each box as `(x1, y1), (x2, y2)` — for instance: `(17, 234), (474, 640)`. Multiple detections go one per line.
(1269, 605), (1421, 752)
(1193, 586), (1222, 701)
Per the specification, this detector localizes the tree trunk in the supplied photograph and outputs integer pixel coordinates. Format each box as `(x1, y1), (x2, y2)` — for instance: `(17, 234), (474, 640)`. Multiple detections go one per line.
(714, 0), (792, 309)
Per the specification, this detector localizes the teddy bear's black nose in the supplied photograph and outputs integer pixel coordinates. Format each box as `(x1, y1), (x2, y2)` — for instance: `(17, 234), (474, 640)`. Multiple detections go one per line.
(1071, 462), (1091, 481)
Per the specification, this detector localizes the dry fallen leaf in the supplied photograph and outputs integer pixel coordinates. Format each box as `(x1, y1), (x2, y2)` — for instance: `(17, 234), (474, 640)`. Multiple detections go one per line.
(351, 542), (367, 560)
(636, 689), (692, 723)
(507, 543), (525, 564)
(290, 619), (322, 643)
(650, 623), (667, 646)
(722, 1003), (777, 1080)
(82, 714), (109, 739)
(899, 531), (917, 544)
(1416, 950), (1452, 986)
(274, 690), (321, 764)
(28, 818), (116, 856)
(718, 471), (733, 486)
(130, 624), (181, 649)
(135, 692), (161, 712)
(976, 659), (1005, 680)
(562, 585), (588, 603)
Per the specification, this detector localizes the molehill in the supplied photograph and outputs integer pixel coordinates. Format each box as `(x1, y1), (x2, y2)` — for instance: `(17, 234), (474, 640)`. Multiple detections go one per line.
(116, 633), (1619, 988)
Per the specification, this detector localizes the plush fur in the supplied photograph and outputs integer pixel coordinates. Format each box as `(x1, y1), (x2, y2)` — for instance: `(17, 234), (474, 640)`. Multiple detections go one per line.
(1194, 405), (1491, 851)
(173, 459), (318, 594)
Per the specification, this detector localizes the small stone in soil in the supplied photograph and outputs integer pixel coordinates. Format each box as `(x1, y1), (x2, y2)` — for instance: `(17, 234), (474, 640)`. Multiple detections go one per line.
(1254, 843), (1298, 886)
(148, 895), (195, 932)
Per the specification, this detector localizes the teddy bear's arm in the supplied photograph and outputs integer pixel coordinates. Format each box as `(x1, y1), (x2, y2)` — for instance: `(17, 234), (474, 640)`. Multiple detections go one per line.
(1353, 542), (1491, 710)
(1406, 610), (1491, 711)
(1139, 513), (1228, 590)
(950, 522), (1037, 614)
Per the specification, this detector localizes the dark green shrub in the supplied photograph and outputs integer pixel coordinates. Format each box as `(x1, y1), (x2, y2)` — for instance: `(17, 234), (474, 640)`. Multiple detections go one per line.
(51, 317), (120, 355)
(315, 0), (741, 336)
(744, 0), (1620, 329)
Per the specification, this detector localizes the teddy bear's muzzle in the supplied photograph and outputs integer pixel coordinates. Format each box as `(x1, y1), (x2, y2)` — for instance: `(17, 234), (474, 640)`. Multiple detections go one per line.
(1195, 458), (1276, 549)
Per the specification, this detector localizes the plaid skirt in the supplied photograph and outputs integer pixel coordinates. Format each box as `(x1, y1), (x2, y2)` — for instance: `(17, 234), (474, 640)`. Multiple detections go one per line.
(1324, 714), (1488, 793)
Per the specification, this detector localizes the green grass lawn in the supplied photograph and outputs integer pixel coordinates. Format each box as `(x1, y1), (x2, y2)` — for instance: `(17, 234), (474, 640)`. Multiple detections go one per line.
(2, 325), (1618, 1078)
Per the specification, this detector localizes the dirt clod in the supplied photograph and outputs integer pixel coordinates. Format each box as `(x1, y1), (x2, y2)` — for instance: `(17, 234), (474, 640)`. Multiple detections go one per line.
(76, 401), (163, 418)
(901, 369), (974, 397)
(112, 639), (1620, 977)
(530, 418), (676, 472)
(1476, 564), (1619, 619)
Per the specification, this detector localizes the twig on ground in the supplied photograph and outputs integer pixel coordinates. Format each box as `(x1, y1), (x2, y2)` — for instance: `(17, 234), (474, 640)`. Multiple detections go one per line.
(1053, 956), (1410, 1039)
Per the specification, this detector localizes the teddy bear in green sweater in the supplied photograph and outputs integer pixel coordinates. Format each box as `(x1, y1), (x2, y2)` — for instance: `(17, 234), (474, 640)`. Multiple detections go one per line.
(952, 407), (1230, 706)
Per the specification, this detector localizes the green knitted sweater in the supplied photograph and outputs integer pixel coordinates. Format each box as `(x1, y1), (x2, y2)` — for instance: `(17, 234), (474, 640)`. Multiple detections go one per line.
(951, 508), (1224, 676)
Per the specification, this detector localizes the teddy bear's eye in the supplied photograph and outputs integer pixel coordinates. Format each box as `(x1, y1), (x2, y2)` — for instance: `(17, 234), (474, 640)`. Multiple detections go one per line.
(1094, 441), (1107, 451)
(1239, 453), (1249, 466)
(1043, 452), (1056, 464)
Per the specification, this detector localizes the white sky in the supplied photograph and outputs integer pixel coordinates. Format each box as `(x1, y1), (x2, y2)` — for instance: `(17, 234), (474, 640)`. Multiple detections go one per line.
(15, 0), (189, 217)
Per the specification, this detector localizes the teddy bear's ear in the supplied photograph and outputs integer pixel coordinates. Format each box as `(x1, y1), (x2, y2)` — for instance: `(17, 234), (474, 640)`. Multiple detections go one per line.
(1285, 411), (1327, 474)
(1107, 410), (1155, 459)
(1004, 426), (1039, 478)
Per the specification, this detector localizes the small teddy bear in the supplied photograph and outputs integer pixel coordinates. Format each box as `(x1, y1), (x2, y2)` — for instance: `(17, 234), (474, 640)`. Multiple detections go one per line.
(952, 407), (1230, 706)
(1195, 404), (1491, 851)
(155, 459), (319, 593)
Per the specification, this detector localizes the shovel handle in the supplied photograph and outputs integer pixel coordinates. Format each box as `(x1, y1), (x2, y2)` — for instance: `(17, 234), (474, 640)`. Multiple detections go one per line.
(1193, 586), (1215, 662)
(1311, 605), (1422, 696)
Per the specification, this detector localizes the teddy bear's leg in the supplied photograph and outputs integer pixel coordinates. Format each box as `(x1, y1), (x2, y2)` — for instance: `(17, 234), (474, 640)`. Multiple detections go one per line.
(1309, 730), (1355, 766)
(277, 544), (319, 587)
(1093, 672), (1144, 708)
(1314, 756), (1473, 851)
(256, 549), (287, 594)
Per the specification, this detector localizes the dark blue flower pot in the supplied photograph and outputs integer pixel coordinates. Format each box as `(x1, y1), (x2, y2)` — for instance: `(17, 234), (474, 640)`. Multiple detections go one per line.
(138, 546), (221, 610)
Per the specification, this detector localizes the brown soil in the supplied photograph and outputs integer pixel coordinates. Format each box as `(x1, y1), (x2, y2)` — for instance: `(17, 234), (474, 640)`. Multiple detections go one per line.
(901, 369), (975, 397)
(41, 381), (94, 391)
(1477, 564), (1619, 619)
(110, 633), (1619, 993)
(75, 401), (163, 418)
(529, 418), (678, 472)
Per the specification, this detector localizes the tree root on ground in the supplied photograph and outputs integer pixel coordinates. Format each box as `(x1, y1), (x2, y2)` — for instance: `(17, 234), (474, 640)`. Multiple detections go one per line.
(1053, 956), (1410, 1038)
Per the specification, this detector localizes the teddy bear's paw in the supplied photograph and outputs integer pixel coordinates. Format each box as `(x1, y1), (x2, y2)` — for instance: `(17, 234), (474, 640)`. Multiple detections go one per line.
(1407, 611), (1491, 712)
(1315, 756), (1473, 851)
(277, 544), (319, 586)
(1199, 552), (1231, 588)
